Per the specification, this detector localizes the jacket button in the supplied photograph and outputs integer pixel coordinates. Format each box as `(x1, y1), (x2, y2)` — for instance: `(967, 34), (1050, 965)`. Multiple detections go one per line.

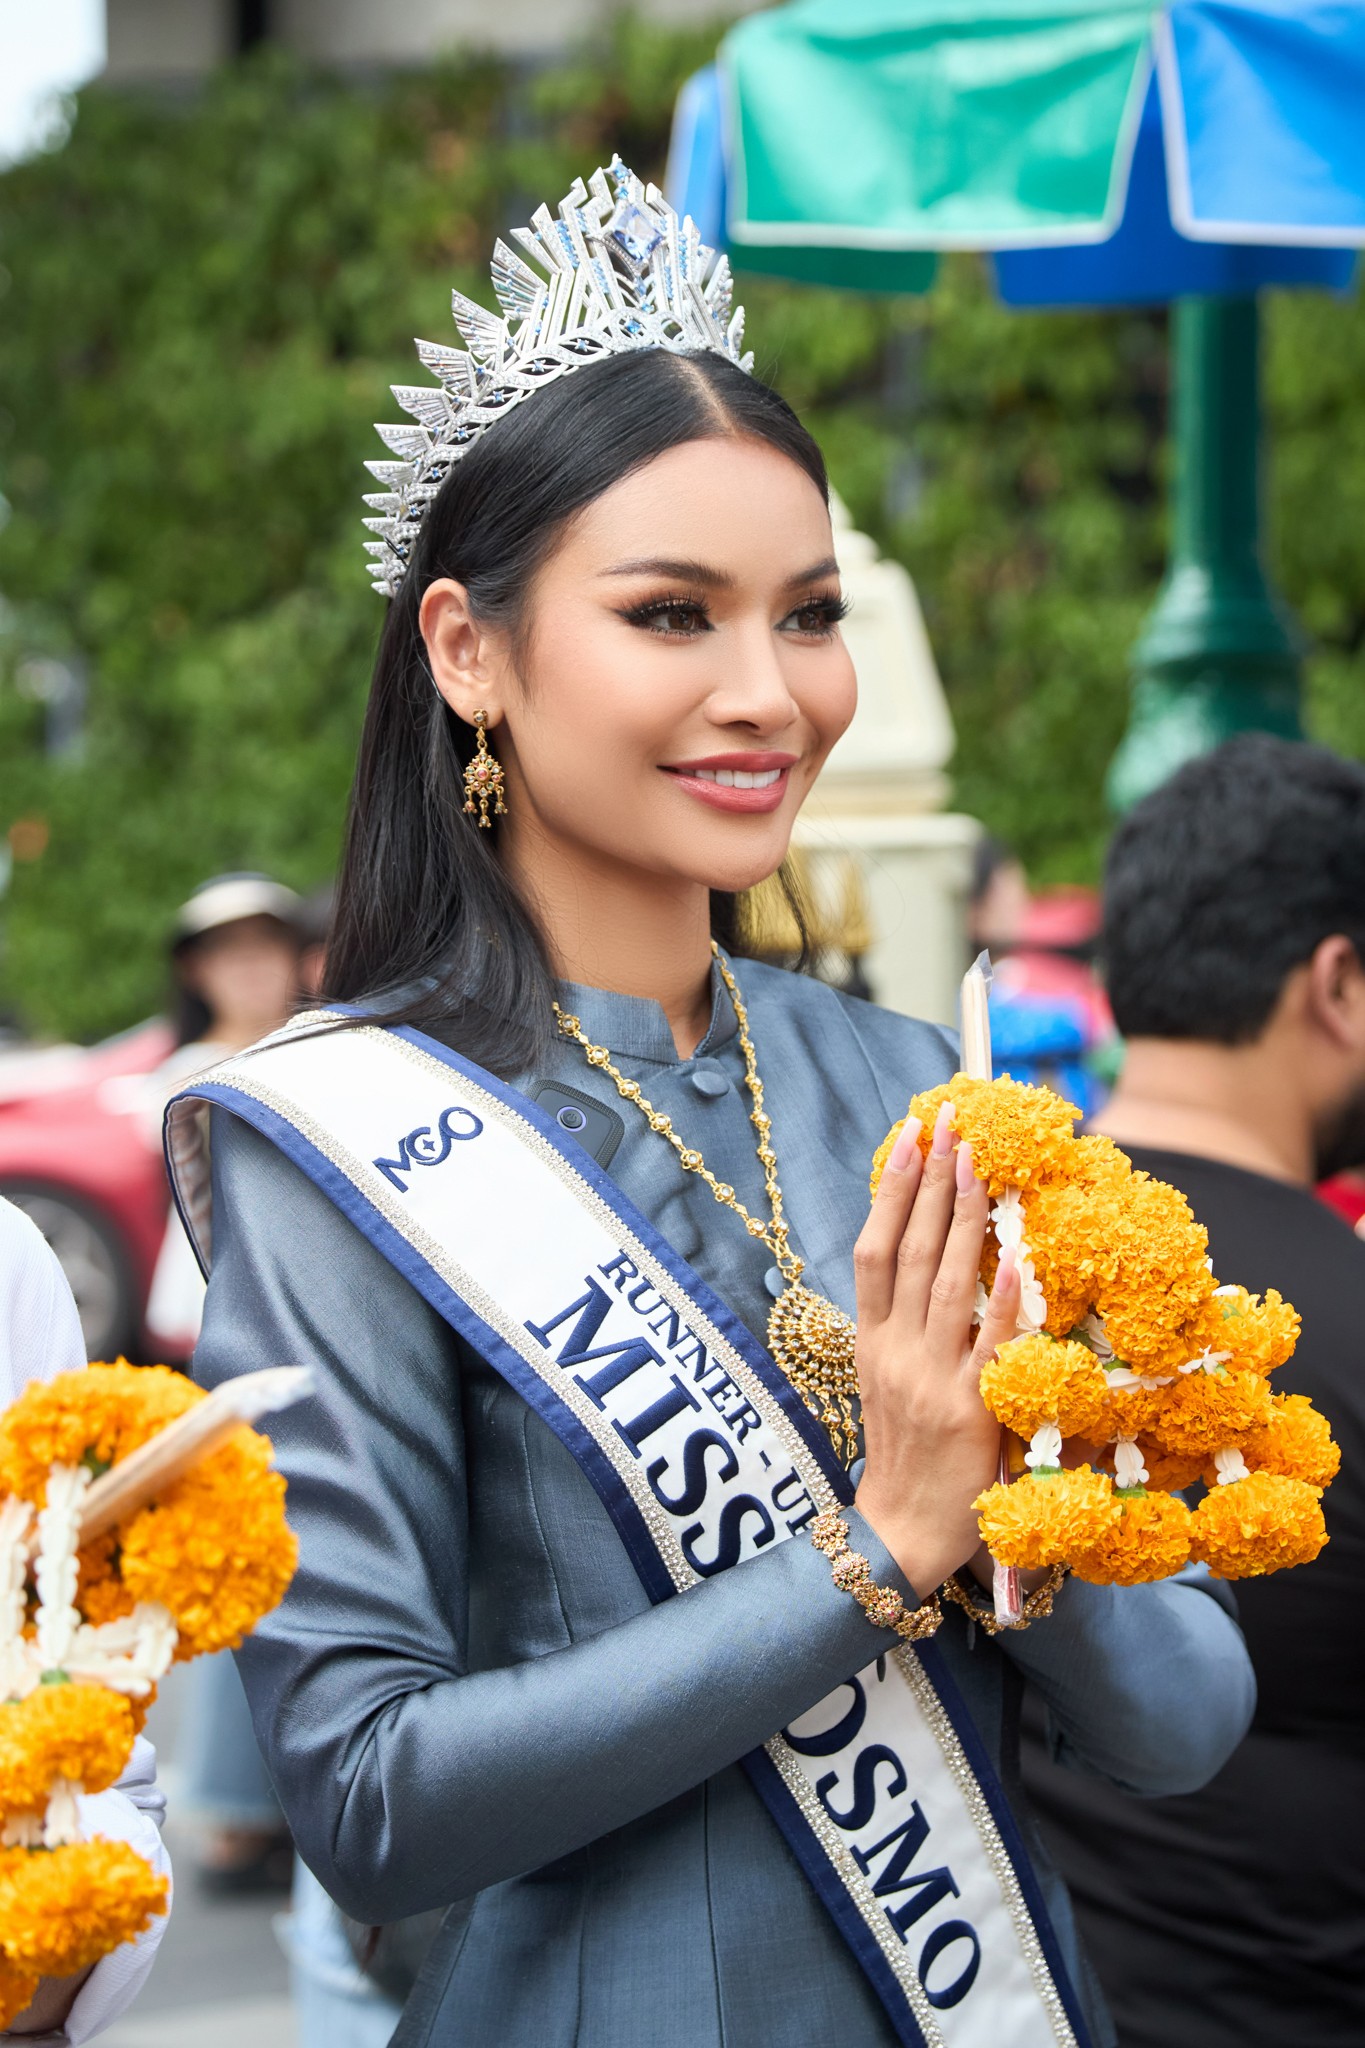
(765, 1265), (785, 1299)
(690, 1065), (729, 1098)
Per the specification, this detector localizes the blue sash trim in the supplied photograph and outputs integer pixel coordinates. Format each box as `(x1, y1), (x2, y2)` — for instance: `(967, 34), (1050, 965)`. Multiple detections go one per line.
(173, 1018), (1092, 2048)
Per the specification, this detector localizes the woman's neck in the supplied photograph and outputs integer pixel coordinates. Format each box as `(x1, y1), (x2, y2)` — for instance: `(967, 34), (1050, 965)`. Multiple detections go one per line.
(504, 826), (715, 1058)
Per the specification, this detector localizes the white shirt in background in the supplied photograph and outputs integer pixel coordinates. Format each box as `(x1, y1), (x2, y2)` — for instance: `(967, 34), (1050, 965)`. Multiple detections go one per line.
(0, 1196), (172, 2043)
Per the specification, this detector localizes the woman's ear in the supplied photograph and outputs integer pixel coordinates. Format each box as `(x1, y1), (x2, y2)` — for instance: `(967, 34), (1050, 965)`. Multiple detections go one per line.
(419, 578), (509, 727)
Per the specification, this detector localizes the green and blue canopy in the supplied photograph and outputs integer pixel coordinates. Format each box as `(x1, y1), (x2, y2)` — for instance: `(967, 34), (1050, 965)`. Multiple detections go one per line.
(666, 0), (1365, 305)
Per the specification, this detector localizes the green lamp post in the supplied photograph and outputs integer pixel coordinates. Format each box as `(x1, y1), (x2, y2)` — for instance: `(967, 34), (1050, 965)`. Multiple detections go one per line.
(1107, 295), (1305, 811)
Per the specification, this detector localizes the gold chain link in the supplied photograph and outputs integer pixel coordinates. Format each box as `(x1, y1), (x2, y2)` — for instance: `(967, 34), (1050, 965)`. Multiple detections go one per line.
(552, 942), (804, 1286)
(552, 942), (861, 1466)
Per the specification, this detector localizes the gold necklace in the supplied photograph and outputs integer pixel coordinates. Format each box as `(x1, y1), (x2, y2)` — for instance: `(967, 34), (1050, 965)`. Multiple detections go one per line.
(552, 944), (860, 1466)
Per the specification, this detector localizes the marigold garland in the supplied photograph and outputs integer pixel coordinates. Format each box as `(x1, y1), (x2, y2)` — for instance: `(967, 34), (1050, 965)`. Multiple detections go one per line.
(0, 1839), (168, 1977)
(0, 1358), (299, 1993)
(873, 1069), (1337, 1601)
(1189, 1471), (1328, 1580)
(1071, 1490), (1193, 1587)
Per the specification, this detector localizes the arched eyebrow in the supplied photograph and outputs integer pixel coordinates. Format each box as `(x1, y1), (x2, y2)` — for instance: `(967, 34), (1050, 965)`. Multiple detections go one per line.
(600, 555), (840, 589)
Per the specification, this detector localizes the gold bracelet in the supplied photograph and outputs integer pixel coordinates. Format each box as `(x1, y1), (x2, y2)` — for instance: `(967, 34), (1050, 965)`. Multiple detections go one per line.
(810, 1511), (944, 1643)
(940, 1562), (1067, 1635)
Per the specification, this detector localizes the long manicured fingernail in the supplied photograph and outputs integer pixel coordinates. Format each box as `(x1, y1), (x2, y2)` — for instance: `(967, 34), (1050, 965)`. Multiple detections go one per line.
(955, 1139), (975, 1194)
(992, 1246), (1017, 1295)
(887, 1116), (922, 1173)
(931, 1103), (955, 1156)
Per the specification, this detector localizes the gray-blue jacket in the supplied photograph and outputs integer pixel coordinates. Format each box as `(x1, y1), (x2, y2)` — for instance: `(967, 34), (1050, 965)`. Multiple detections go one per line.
(193, 960), (1255, 2047)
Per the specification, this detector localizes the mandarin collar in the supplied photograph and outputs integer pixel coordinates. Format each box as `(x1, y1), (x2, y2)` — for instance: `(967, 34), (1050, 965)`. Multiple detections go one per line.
(555, 957), (740, 1066)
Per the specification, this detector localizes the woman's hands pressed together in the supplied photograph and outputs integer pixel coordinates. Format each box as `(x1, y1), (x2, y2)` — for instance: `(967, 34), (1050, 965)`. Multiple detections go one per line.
(853, 1102), (1021, 1601)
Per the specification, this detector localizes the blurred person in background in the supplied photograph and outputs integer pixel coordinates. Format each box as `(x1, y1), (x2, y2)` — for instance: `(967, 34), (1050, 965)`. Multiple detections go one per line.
(969, 837), (1114, 1116)
(1022, 733), (1365, 2047)
(967, 832), (1030, 957)
(0, 1195), (170, 2040)
(144, 874), (304, 1362)
(140, 877), (304, 1901)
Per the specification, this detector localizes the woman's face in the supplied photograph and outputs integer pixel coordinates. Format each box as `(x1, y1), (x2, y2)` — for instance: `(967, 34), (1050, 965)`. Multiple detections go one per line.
(422, 435), (857, 900)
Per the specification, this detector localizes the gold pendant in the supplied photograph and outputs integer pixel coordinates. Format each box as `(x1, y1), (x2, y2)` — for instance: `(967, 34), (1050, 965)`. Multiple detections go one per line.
(767, 1281), (861, 1468)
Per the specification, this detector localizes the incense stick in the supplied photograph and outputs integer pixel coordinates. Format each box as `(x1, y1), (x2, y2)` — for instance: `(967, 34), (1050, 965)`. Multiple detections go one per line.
(77, 1367), (312, 1546)
(959, 956), (1024, 1630)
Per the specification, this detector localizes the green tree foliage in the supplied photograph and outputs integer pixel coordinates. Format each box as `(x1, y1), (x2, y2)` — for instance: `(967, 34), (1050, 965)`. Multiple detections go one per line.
(2, 24), (1364, 1039)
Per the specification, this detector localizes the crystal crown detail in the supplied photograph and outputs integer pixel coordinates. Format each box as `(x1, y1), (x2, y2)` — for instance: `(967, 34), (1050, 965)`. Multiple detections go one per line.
(363, 158), (753, 598)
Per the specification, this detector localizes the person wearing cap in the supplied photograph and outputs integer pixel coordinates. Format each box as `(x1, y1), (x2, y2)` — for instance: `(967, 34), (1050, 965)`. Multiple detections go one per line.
(145, 875), (305, 1360)
(143, 876), (305, 1899)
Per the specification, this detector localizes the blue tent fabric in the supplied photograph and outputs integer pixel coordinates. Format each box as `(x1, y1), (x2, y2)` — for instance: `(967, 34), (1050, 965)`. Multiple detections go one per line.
(667, 2), (1365, 309)
(1167, 1), (1365, 241)
(667, 66), (728, 253)
(995, 64), (1355, 307)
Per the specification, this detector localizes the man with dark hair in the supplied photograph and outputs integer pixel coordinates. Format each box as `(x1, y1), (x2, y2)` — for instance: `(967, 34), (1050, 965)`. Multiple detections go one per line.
(1022, 733), (1365, 2047)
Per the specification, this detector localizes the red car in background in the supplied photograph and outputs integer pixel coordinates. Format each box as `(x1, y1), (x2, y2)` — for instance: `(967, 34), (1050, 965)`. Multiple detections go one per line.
(0, 1019), (176, 1359)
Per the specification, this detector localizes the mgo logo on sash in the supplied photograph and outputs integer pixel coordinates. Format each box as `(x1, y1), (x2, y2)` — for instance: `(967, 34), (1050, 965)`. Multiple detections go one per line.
(374, 1105), (483, 1192)
(784, 1669), (983, 2016)
(526, 1250), (820, 1577)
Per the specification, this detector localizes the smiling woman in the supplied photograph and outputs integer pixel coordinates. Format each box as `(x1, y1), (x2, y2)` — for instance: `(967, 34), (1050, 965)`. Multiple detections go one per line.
(172, 163), (1255, 2048)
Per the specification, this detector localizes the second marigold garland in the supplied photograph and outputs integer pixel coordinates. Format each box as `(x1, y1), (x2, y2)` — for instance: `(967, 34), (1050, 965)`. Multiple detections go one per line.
(0, 1361), (303, 2027)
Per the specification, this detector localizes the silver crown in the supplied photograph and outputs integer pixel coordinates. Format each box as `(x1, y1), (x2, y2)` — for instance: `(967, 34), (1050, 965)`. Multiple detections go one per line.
(363, 157), (753, 598)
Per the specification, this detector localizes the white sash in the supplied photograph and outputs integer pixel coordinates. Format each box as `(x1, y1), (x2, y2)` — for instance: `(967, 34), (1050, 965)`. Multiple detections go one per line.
(166, 1012), (1089, 2048)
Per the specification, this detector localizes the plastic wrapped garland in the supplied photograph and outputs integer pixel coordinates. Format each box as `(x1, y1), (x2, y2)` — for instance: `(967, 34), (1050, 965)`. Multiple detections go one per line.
(0, 1363), (299, 2023)
(870, 1076), (1336, 1591)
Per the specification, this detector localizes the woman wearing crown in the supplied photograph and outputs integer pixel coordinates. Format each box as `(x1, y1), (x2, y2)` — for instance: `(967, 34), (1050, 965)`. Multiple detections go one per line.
(169, 164), (1253, 2048)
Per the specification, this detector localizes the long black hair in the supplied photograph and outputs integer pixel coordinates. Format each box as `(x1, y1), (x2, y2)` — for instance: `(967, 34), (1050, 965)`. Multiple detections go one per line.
(326, 346), (827, 1074)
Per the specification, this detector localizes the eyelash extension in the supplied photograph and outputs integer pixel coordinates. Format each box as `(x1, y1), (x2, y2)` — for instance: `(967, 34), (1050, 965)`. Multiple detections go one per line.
(619, 593), (710, 629)
(796, 592), (850, 629)
(618, 590), (850, 633)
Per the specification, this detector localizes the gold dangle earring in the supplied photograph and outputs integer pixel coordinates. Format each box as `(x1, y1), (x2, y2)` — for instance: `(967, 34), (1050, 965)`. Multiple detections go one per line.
(462, 710), (508, 829)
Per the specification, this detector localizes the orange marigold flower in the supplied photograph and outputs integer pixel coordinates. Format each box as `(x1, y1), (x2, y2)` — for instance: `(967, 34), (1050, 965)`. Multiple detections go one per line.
(0, 1685), (135, 1825)
(1241, 1392), (1340, 1491)
(0, 1955), (38, 2032)
(974, 1467), (1120, 1570)
(979, 1335), (1108, 1439)
(1189, 1471), (1328, 1580)
(878, 1074), (1080, 1200)
(1020, 1180), (1105, 1338)
(1148, 1369), (1273, 1458)
(118, 1430), (297, 1658)
(1071, 1490), (1193, 1586)
(1188, 1287), (1300, 1377)
(1093, 1175), (1216, 1373)
(0, 1362), (200, 1507)
(1071, 1135), (1131, 1189)
(0, 1839), (167, 1977)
